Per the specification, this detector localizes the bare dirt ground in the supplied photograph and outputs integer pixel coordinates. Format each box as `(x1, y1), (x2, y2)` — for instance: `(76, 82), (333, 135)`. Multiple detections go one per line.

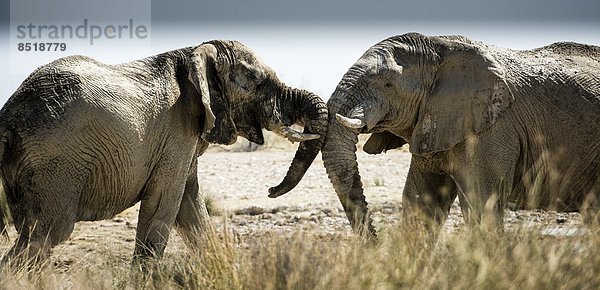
(0, 141), (587, 272)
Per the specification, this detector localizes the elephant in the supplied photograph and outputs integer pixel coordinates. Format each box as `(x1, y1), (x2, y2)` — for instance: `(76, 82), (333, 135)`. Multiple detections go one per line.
(0, 40), (327, 264)
(277, 32), (600, 240)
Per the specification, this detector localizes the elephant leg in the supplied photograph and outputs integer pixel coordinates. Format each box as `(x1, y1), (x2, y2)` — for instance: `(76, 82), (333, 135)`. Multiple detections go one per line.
(454, 175), (507, 232)
(581, 192), (600, 227)
(175, 162), (211, 247)
(401, 158), (458, 240)
(452, 159), (512, 232)
(448, 131), (518, 232)
(3, 196), (76, 266)
(133, 177), (186, 260)
(4, 223), (52, 266)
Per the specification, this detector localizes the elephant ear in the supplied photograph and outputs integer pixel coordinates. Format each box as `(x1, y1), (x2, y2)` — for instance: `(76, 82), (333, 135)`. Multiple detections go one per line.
(363, 131), (407, 154)
(189, 43), (237, 145)
(409, 40), (514, 155)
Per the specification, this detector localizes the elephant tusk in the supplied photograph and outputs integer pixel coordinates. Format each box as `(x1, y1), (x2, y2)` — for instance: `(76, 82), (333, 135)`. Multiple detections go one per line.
(274, 126), (321, 143)
(336, 113), (365, 129)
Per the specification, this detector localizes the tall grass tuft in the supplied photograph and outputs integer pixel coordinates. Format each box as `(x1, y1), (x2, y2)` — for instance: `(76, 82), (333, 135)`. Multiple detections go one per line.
(203, 194), (224, 217)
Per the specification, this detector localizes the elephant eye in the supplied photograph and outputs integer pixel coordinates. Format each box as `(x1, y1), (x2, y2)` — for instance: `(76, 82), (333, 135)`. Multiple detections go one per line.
(245, 70), (257, 81)
(255, 81), (265, 91)
(385, 82), (394, 88)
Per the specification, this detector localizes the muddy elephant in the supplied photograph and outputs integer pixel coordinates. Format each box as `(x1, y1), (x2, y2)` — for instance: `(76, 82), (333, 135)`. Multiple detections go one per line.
(0, 40), (327, 263)
(301, 33), (599, 240)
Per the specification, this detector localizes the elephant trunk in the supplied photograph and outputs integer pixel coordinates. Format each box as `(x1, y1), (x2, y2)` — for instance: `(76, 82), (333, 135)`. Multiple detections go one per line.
(268, 87), (328, 197)
(321, 88), (377, 242)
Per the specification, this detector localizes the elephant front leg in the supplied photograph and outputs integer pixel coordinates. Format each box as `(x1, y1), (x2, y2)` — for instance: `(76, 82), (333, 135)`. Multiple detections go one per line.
(175, 161), (211, 247)
(133, 181), (185, 261)
(452, 165), (510, 232)
(401, 160), (458, 240)
(454, 177), (507, 232)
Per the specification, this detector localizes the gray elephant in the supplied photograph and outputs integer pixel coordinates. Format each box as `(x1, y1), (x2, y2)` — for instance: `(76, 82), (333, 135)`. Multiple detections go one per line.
(282, 33), (600, 240)
(0, 40), (327, 263)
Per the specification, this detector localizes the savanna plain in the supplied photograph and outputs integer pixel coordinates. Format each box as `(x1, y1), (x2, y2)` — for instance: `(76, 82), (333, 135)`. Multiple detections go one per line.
(1, 133), (598, 289)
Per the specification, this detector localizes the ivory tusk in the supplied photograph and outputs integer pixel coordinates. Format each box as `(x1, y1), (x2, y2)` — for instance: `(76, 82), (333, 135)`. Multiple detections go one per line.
(274, 126), (321, 143)
(336, 113), (365, 129)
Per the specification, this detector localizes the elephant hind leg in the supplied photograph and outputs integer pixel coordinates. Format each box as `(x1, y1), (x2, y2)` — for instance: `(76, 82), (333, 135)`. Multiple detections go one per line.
(1, 182), (77, 266)
(3, 223), (53, 266)
(2, 212), (76, 267)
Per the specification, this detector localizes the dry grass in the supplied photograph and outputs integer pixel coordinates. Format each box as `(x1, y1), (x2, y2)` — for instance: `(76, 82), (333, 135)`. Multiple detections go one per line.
(1, 222), (598, 290)
(1, 136), (597, 289)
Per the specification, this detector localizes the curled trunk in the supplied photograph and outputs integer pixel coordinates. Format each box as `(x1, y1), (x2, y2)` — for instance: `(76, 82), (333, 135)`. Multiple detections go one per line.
(321, 90), (377, 241)
(268, 87), (328, 197)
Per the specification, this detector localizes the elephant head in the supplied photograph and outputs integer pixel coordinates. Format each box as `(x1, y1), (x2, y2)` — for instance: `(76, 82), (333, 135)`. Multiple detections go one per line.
(320, 33), (514, 239)
(188, 40), (328, 195)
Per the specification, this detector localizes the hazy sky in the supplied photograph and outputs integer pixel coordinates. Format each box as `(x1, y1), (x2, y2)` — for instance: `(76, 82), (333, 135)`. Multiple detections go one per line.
(1, 0), (599, 105)
(0, 0), (600, 29)
(148, 0), (600, 23)
(3, 0), (596, 24)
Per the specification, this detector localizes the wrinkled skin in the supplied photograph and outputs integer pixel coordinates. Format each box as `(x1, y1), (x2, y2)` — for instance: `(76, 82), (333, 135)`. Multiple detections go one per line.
(0, 40), (327, 264)
(320, 33), (600, 241)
